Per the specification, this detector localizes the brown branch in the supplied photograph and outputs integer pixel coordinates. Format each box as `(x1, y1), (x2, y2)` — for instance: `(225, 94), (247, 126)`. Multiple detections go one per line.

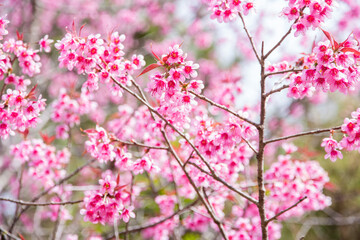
(264, 84), (289, 98)
(9, 158), (96, 232)
(264, 11), (303, 59)
(113, 138), (168, 150)
(265, 69), (301, 78)
(0, 225), (21, 240)
(107, 75), (257, 205)
(162, 128), (229, 240)
(266, 196), (307, 225)
(257, 41), (268, 240)
(0, 197), (82, 206)
(238, 12), (261, 63)
(105, 199), (199, 239)
(265, 126), (342, 145)
(241, 137), (258, 154)
(189, 91), (259, 128)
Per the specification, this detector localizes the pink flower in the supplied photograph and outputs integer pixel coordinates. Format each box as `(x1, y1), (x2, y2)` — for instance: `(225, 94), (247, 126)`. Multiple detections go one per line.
(39, 35), (54, 53)
(120, 206), (135, 223)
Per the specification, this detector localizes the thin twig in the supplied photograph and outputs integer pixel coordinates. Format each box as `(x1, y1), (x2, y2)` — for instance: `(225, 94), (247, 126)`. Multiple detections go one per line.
(264, 9), (304, 59)
(265, 126), (342, 145)
(238, 12), (261, 63)
(266, 196), (308, 224)
(241, 137), (258, 154)
(114, 138), (168, 150)
(107, 75), (257, 205)
(264, 84), (289, 98)
(265, 69), (301, 78)
(189, 90), (259, 128)
(9, 159), (96, 232)
(162, 128), (229, 240)
(0, 197), (83, 206)
(0, 225), (21, 240)
(105, 199), (199, 239)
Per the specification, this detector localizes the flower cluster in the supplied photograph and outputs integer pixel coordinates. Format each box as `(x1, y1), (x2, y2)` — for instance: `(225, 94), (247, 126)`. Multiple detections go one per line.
(80, 174), (135, 225)
(265, 154), (331, 219)
(287, 35), (360, 99)
(321, 108), (360, 162)
(56, 31), (145, 95)
(281, 0), (335, 36)
(51, 88), (97, 139)
(84, 125), (119, 163)
(146, 45), (203, 128)
(204, 0), (255, 23)
(3, 37), (42, 77)
(10, 138), (70, 188)
(0, 88), (46, 138)
(0, 16), (47, 139)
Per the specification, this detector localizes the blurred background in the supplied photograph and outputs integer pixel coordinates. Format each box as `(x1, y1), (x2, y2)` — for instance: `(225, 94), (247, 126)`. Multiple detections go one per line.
(1, 0), (360, 239)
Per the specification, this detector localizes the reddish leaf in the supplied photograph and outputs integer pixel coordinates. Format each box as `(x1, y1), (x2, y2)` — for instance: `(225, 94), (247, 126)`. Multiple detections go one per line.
(79, 24), (86, 37)
(19, 234), (26, 240)
(341, 47), (360, 56)
(16, 31), (23, 41)
(324, 182), (337, 191)
(321, 28), (338, 50)
(116, 173), (120, 186)
(26, 84), (38, 100)
(40, 132), (56, 145)
(150, 43), (160, 61)
(114, 184), (127, 192)
(138, 63), (161, 77)
(18, 129), (29, 139)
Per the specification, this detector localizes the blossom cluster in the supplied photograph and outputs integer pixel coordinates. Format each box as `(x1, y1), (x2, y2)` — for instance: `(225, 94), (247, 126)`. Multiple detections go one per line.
(281, 0), (335, 36)
(146, 44), (203, 129)
(322, 108), (360, 162)
(0, 88), (46, 138)
(51, 88), (98, 139)
(0, 15), (49, 139)
(287, 36), (360, 99)
(55, 31), (145, 95)
(80, 174), (135, 225)
(203, 0), (255, 23)
(10, 138), (70, 188)
(265, 154), (331, 219)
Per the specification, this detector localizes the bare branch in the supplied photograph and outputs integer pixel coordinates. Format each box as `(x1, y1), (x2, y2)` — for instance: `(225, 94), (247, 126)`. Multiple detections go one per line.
(241, 137), (258, 154)
(264, 84), (289, 98)
(265, 69), (301, 78)
(113, 138), (168, 150)
(238, 12), (261, 63)
(162, 128), (229, 240)
(9, 158), (96, 232)
(108, 75), (257, 205)
(265, 126), (342, 145)
(0, 225), (21, 240)
(105, 199), (199, 240)
(189, 91), (259, 128)
(266, 196), (307, 224)
(0, 197), (83, 206)
(264, 11), (303, 59)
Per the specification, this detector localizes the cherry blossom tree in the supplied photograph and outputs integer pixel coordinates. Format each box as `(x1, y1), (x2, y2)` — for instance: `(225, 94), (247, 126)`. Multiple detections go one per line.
(1, 0), (360, 239)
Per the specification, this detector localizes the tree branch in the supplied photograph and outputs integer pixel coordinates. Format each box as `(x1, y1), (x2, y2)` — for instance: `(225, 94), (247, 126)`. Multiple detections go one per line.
(105, 199), (199, 239)
(264, 84), (289, 98)
(265, 126), (342, 145)
(0, 197), (82, 206)
(0, 225), (21, 240)
(266, 196), (307, 225)
(9, 158), (96, 232)
(238, 12), (261, 63)
(189, 90), (259, 127)
(113, 138), (168, 150)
